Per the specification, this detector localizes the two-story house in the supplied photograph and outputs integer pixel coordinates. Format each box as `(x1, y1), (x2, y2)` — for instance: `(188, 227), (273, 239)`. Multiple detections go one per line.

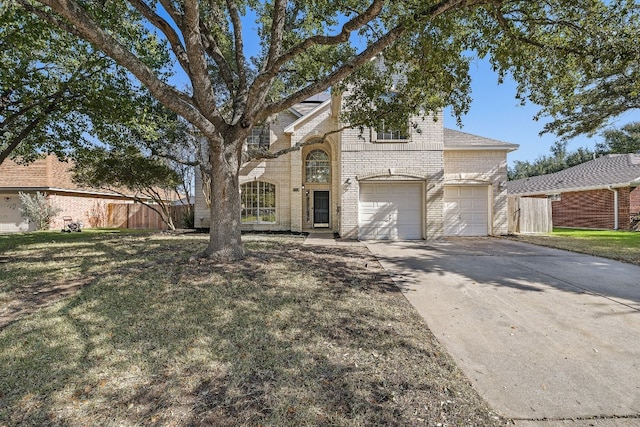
(195, 92), (518, 240)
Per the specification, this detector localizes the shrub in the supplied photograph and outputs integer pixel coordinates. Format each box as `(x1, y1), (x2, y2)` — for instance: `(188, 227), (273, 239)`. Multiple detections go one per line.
(18, 192), (62, 230)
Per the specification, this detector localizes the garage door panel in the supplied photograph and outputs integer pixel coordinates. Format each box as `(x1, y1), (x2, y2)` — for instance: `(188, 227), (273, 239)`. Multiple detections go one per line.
(359, 183), (423, 240)
(0, 194), (32, 232)
(444, 186), (489, 237)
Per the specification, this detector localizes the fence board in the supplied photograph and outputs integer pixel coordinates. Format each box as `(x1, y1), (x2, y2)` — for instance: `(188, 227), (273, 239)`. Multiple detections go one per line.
(107, 203), (192, 230)
(508, 196), (552, 234)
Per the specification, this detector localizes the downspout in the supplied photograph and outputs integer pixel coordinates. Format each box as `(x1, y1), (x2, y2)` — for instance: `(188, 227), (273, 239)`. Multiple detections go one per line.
(607, 186), (619, 230)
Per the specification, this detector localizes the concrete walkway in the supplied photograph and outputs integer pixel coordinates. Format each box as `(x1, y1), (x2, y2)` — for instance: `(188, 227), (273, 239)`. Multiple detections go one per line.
(366, 238), (640, 426)
(303, 232), (364, 247)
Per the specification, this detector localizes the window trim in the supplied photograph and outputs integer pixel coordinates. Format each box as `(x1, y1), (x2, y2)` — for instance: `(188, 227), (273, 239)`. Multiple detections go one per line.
(245, 125), (270, 151)
(370, 121), (410, 143)
(304, 149), (331, 184)
(240, 181), (276, 224)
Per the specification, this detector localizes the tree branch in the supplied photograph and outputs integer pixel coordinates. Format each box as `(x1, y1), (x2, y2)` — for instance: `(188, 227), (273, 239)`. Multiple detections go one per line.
(0, 96), (61, 165)
(248, 0), (385, 115)
(265, 0), (287, 70)
(247, 126), (348, 161)
(258, 25), (406, 121)
(252, 0), (480, 122)
(225, 0), (247, 91)
(128, 0), (191, 74)
(26, 0), (223, 143)
(199, 20), (237, 94)
(182, 0), (219, 121)
(224, 0), (249, 125)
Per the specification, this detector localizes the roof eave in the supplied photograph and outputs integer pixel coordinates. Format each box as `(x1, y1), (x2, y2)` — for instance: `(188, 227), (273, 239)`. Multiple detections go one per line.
(284, 99), (332, 135)
(0, 186), (141, 199)
(509, 181), (640, 196)
(444, 145), (519, 152)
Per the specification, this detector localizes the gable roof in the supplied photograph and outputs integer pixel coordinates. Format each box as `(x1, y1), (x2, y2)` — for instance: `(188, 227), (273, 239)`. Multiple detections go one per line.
(289, 93), (331, 117)
(507, 154), (640, 195)
(284, 97), (332, 135)
(443, 128), (519, 151)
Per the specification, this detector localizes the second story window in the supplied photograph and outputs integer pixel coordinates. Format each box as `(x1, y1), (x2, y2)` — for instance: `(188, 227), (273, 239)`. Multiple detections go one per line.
(246, 125), (270, 151)
(374, 120), (408, 142)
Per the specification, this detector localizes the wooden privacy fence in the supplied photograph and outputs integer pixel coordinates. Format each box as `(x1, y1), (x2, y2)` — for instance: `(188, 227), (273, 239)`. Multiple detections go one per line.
(508, 196), (553, 234)
(107, 203), (192, 230)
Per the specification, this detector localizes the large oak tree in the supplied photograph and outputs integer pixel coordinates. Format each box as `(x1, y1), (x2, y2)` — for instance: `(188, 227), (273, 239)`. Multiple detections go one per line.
(0, 3), (170, 165)
(14, 0), (640, 260)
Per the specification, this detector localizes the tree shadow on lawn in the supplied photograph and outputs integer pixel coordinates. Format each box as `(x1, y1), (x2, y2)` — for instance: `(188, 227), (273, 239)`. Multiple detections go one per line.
(0, 237), (502, 426)
(0, 237), (169, 331)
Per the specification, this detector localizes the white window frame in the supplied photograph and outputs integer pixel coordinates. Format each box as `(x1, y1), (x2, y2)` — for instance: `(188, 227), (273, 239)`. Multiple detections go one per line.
(245, 125), (270, 151)
(240, 181), (276, 224)
(305, 149), (331, 184)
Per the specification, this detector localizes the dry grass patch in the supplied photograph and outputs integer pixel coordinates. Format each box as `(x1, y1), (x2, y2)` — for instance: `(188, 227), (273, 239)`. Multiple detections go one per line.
(1, 232), (505, 426)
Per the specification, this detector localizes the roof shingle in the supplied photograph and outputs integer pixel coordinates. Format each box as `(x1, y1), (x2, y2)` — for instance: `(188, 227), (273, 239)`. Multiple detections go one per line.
(507, 154), (640, 195)
(443, 128), (519, 151)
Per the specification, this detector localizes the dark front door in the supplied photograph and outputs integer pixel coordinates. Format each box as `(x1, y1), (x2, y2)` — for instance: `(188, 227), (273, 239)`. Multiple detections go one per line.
(313, 191), (330, 227)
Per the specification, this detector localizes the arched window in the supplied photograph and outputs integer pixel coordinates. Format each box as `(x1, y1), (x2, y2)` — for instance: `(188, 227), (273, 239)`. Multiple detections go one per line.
(305, 149), (330, 183)
(240, 181), (276, 223)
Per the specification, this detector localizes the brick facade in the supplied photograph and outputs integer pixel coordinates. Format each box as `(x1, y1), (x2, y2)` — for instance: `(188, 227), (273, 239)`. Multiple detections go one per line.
(507, 154), (640, 230)
(194, 95), (515, 239)
(550, 188), (635, 230)
(0, 156), (158, 231)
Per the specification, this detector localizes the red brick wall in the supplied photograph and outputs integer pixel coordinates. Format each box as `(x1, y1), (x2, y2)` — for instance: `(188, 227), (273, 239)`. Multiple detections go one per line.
(630, 187), (640, 214)
(551, 188), (632, 230)
(47, 192), (133, 230)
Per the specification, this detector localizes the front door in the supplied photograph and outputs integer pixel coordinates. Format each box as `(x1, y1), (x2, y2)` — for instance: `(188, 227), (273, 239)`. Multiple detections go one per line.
(313, 191), (330, 228)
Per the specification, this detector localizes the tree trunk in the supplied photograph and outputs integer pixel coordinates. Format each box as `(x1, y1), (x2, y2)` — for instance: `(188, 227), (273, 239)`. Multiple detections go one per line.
(206, 138), (245, 260)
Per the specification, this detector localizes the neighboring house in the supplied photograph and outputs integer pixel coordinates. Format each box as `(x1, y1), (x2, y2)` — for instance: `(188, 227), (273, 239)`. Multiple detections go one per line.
(195, 92), (519, 240)
(0, 155), (166, 232)
(507, 154), (640, 230)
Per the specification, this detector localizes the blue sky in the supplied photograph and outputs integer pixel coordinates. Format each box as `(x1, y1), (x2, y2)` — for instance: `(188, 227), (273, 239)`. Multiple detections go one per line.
(171, 7), (640, 169)
(447, 58), (640, 168)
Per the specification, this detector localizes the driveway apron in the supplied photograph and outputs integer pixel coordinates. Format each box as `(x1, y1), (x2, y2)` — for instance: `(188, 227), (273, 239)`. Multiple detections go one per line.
(366, 238), (640, 423)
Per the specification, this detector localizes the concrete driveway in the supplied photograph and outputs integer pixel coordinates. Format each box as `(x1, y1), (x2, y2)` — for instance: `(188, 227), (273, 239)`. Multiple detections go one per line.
(366, 238), (640, 426)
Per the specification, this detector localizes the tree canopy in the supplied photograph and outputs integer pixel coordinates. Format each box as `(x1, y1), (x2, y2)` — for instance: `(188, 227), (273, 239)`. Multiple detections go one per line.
(509, 121), (640, 180)
(13, 0), (640, 260)
(0, 2), (169, 165)
(596, 122), (640, 155)
(508, 141), (595, 180)
(72, 145), (183, 229)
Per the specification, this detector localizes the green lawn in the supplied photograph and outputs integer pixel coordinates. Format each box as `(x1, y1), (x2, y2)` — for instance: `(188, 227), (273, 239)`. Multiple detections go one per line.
(0, 228), (153, 252)
(509, 228), (640, 266)
(0, 230), (503, 426)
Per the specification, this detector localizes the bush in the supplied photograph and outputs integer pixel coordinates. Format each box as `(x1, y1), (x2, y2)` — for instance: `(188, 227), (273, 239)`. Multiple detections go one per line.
(18, 192), (62, 230)
(181, 207), (195, 229)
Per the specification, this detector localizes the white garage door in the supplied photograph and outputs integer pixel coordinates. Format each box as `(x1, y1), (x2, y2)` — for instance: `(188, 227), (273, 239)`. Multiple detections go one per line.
(359, 182), (422, 240)
(444, 186), (489, 236)
(0, 194), (31, 233)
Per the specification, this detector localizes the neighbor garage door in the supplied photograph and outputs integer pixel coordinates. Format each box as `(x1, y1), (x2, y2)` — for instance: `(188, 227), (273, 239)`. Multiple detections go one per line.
(359, 182), (422, 240)
(0, 194), (31, 232)
(444, 186), (489, 236)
